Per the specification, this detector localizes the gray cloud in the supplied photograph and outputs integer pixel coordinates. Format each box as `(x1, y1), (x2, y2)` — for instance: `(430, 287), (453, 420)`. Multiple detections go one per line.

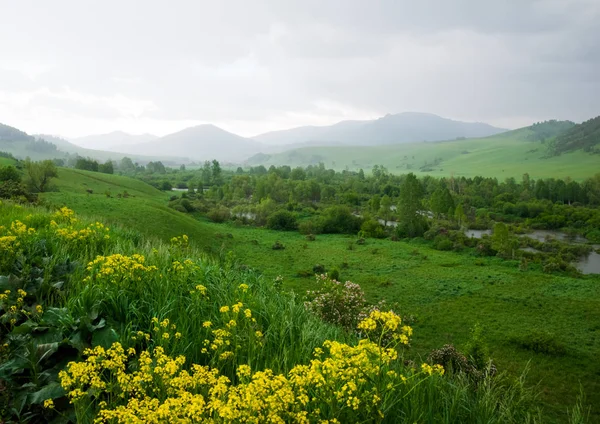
(0, 0), (598, 138)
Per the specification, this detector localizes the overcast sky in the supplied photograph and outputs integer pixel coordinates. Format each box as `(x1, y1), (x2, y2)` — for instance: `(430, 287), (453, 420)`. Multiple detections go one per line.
(0, 0), (598, 139)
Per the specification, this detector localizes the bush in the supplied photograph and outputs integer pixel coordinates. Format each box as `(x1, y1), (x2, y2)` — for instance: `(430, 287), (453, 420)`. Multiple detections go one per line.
(328, 268), (340, 281)
(272, 241), (285, 250)
(298, 219), (322, 235)
(313, 264), (326, 274)
(304, 274), (368, 331)
(360, 219), (385, 238)
(319, 206), (362, 234)
(433, 235), (453, 251)
(266, 210), (297, 231)
(207, 206), (231, 223)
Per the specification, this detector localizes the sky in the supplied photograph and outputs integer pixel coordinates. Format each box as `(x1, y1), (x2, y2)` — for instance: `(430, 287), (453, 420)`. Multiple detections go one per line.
(0, 0), (599, 140)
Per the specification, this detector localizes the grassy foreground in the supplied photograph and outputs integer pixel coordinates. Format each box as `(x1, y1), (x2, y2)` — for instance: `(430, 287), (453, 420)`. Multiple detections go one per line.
(0, 201), (557, 423)
(201, 221), (600, 423)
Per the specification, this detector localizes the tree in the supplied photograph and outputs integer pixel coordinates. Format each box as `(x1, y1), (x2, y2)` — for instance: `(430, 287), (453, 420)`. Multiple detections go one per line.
(0, 165), (21, 182)
(211, 160), (222, 185)
(491, 222), (518, 259)
(379, 195), (393, 225)
(24, 159), (57, 193)
(120, 157), (135, 172)
(99, 160), (114, 174)
(430, 186), (454, 218)
(454, 203), (466, 226)
(396, 173), (426, 237)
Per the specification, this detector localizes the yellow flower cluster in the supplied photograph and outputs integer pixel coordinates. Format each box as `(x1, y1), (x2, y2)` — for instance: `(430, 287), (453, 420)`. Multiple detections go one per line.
(52, 206), (77, 224)
(421, 363), (445, 376)
(9, 220), (36, 237)
(59, 324), (444, 424)
(0, 289), (31, 326)
(85, 254), (158, 285)
(358, 310), (413, 346)
(0, 235), (19, 254)
(170, 234), (189, 249)
(201, 302), (261, 359)
(53, 221), (110, 244)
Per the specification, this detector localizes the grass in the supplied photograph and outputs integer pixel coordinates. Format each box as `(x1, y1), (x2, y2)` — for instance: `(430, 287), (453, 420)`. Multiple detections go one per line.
(0, 156), (16, 166)
(249, 129), (600, 180)
(41, 168), (218, 251)
(0, 201), (551, 423)
(201, 221), (600, 423)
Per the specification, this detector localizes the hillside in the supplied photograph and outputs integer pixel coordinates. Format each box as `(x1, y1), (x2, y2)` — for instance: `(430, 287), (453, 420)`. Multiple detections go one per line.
(247, 122), (599, 180)
(70, 130), (159, 150)
(253, 112), (507, 146)
(122, 124), (264, 162)
(40, 168), (217, 250)
(552, 116), (600, 154)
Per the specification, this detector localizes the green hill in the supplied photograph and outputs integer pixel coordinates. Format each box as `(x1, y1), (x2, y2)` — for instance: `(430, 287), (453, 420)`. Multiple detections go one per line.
(552, 116), (600, 155)
(247, 121), (599, 180)
(40, 168), (217, 250)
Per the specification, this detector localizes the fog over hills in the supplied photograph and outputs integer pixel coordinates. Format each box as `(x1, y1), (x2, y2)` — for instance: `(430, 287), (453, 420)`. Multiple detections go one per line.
(116, 124), (264, 162)
(70, 131), (159, 151)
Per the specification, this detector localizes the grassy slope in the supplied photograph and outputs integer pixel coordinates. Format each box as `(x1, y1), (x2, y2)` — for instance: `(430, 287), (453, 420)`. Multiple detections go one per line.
(251, 129), (600, 180)
(204, 221), (600, 423)
(41, 168), (217, 250)
(0, 156), (16, 166)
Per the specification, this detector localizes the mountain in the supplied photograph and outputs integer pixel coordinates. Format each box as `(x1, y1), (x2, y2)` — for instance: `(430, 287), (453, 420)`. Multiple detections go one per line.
(70, 131), (159, 150)
(123, 124), (264, 162)
(551, 116), (600, 155)
(253, 112), (507, 146)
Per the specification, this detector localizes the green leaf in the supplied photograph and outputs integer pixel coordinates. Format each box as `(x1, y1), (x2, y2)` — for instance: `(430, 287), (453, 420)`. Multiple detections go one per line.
(41, 307), (70, 327)
(36, 342), (60, 362)
(12, 320), (37, 335)
(92, 327), (119, 349)
(51, 280), (65, 289)
(28, 382), (65, 405)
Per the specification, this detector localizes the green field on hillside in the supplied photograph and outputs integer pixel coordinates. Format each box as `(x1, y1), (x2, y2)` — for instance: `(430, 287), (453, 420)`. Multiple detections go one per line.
(41, 168), (217, 250)
(251, 130), (600, 180)
(0, 156), (15, 166)
(200, 221), (600, 423)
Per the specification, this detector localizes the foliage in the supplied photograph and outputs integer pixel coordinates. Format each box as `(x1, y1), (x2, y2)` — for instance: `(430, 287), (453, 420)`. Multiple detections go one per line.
(24, 159), (58, 193)
(265, 210), (297, 231)
(304, 274), (368, 331)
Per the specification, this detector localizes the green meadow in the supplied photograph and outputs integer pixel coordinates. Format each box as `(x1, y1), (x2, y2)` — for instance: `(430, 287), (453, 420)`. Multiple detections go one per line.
(252, 130), (600, 180)
(200, 221), (600, 422)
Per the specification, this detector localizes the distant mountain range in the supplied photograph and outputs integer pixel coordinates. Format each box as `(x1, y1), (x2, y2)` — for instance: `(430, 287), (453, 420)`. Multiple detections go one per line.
(253, 112), (507, 146)
(61, 112), (507, 162)
(5, 112), (596, 166)
(115, 125), (263, 162)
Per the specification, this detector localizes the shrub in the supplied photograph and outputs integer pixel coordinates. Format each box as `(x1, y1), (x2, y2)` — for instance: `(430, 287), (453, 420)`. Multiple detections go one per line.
(207, 206), (231, 223)
(433, 235), (453, 251)
(272, 241), (285, 250)
(304, 274), (367, 331)
(313, 264), (326, 274)
(266, 210), (297, 231)
(319, 206), (362, 234)
(298, 219), (322, 235)
(360, 219), (385, 238)
(305, 233), (316, 241)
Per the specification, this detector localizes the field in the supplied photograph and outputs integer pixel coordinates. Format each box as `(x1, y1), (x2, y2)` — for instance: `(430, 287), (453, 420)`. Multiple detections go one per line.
(200, 221), (600, 422)
(28, 166), (600, 422)
(249, 129), (600, 180)
(41, 168), (217, 250)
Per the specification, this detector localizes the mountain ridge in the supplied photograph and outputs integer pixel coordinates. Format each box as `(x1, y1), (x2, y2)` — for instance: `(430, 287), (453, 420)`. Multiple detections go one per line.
(253, 112), (508, 146)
